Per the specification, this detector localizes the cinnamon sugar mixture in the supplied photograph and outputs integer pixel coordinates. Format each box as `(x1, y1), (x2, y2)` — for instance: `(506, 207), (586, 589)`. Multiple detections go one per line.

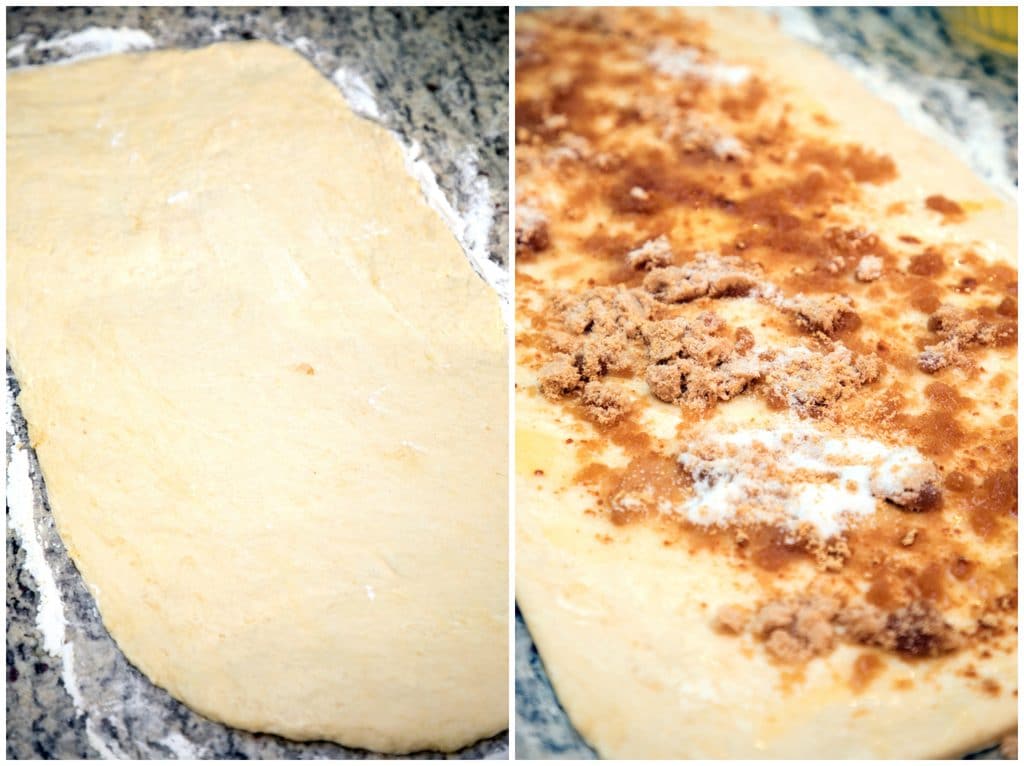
(516, 8), (1016, 669)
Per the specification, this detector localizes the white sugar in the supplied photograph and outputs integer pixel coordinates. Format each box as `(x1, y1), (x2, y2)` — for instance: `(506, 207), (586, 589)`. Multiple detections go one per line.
(675, 426), (934, 538)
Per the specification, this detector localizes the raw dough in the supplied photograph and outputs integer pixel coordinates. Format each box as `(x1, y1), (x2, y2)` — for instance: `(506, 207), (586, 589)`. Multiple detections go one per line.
(516, 7), (1016, 759)
(8, 41), (507, 753)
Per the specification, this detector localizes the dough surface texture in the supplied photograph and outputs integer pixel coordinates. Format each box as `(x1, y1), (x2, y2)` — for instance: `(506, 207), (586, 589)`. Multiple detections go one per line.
(7, 41), (507, 753)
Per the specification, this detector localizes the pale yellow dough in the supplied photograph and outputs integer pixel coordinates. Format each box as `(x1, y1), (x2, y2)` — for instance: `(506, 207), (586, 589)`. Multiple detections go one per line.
(8, 41), (507, 753)
(516, 7), (1016, 760)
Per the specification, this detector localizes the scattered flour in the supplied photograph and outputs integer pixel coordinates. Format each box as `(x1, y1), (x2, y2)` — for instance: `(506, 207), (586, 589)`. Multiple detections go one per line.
(331, 68), (383, 121)
(331, 65), (508, 307)
(7, 387), (104, 755)
(6, 403), (65, 657)
(34, 26), (155, 63)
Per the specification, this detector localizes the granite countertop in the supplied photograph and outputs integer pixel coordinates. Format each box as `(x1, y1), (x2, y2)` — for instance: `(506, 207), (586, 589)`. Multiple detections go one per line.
(514, 6), (1017, 760)
(6, 6), (508, 760)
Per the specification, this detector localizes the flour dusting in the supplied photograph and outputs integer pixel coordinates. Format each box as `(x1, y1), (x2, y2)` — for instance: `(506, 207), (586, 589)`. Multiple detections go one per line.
(34, 26), (154, 63)
(7, 392), (65, 657)
(331, 66), (509, 306)
(404, 141), (507, 303)
(7, 388), (93, 750)
(331, 68), (383, 121)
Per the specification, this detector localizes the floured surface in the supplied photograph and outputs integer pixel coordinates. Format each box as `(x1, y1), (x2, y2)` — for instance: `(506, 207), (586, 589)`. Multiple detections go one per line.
(515, 7), (1016, 759)
(8, 40), (507, 754)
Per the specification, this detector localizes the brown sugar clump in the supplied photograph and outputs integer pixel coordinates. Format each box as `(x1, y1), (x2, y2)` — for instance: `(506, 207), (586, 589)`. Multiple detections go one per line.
(642, 252), (758, 303)
(712, 604), (751, 634)
(748, 595), (840, 663)
(581, 381), (631, 425)
(734, 327), (755, 354)
(872, 461), (942, 512)
(760, 343), (881, 417)
(878, 601), (963, 657)
(662, 112), (750, 162)
(682, 357), (762, 407)
(805, 534), (851, 572)
(927, 304), (996, 343)
(725, 595), (964, 663)
(645, 359), (689, 403)
(642, 314), (731, 365)
(641, 312), (760, 407)
(837, 603), (889, 644)
(537, 287), (657, 403)
(917, 347), (950, 374)
(917, 303), (998, 374)
(787, 293), (859, 337)
(626, 235), (674, 270)
(645, 357), (759, 407)
(537, 353), (582, 398)
(516, 204), (550, 255)
(574, 332), (635, 378)
(836, 601), (962, 657)
(556, 286), (654, 338)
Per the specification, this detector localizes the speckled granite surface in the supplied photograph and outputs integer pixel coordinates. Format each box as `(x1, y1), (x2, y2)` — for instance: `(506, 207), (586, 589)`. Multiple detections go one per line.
(514, 6), (1016, 761)
(6, 6), (508, 760)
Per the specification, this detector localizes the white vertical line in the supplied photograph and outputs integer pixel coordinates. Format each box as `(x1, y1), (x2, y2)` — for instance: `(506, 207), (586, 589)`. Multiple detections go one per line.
(507, 4), (518, 761)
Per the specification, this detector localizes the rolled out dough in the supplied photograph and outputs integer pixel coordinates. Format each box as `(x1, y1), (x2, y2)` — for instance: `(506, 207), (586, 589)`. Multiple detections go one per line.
(7, 41), (507, 753)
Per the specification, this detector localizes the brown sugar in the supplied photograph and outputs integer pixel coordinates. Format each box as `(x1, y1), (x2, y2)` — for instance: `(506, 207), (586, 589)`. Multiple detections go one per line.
(642, 252), (758, 303)
(712, 604), (751, 635)
(516, 204), (550, 255)
(537, 353), (582, 398)
(641, 313), (731, 365)
(626, 235), (674, 270)
(537, 287), (658, 404)
(805, 534), (851, 572)
(786, 293), (859, 337)
(878, 601), (963, 657)
(876, 463), (942, 513)
(575, 332), (635, 377)
(641, 312), (760, 407)
(662, 112), (750, 162)
(581, 381), (631, 425)
(917, 303), (998, 373)
(728, 596), (963, 663)
(747, 595), (840, 663)
(760, 343), (881, 417)
(837, 603), (889, 644)
(556, 286), (654, 338)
